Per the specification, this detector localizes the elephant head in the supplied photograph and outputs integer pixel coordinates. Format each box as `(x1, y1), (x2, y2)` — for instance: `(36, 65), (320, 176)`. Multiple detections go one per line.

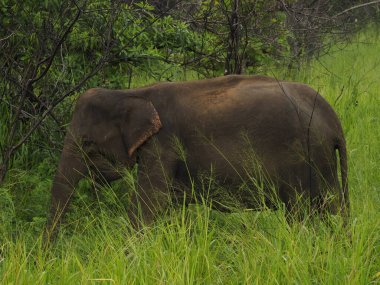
(47, 88), (162, 233)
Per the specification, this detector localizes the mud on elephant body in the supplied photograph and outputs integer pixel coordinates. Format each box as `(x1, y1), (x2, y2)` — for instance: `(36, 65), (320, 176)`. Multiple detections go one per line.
(48, 75), (349, 232)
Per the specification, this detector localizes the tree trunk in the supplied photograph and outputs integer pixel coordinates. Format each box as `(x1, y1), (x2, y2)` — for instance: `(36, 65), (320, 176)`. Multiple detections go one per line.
(224, 0), (241, 75)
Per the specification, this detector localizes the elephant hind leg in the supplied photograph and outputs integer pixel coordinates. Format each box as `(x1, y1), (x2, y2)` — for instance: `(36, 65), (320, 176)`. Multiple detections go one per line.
(278, 167), (311, 223)
(280, 185), (310, 223)
(311, 157), (341, 218)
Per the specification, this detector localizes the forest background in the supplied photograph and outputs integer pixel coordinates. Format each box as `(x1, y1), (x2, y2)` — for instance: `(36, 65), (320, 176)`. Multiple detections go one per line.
(1, 0), (380, 283)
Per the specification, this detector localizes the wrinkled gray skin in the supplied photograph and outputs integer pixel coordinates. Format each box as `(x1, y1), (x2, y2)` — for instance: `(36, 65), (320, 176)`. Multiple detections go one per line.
(48, 75), (349, 232)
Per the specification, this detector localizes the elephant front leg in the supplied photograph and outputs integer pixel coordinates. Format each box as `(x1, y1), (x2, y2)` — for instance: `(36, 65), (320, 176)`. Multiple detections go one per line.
(127, 145), (178, 229)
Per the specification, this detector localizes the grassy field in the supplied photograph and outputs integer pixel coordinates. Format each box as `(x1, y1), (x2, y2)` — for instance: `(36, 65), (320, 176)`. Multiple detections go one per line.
(0, 31), (379, 284)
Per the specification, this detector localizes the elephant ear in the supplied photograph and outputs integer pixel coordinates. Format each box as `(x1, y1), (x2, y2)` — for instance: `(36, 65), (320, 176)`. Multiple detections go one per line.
(121, 97), (162, 157)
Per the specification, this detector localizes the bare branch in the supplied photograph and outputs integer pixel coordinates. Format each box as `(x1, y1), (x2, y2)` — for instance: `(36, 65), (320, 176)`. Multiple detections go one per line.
(30, 1), (85, 84)
(0, 32), (15, 42)
(334, 0), (380, 18)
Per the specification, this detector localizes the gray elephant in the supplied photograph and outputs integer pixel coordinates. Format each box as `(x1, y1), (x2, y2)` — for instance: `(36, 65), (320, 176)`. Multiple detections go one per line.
(48, 75), (349, 231)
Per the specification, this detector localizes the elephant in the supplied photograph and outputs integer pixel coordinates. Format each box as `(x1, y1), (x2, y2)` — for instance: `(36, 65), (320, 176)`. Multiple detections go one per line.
(48, 75), (349, 232)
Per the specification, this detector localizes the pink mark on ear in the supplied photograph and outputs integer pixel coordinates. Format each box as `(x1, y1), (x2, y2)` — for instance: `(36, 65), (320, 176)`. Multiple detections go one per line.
(127, 110), (162, 157)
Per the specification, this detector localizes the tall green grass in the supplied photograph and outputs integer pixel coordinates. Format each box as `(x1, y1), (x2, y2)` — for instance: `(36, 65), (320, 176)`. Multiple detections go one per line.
(1, 30), (379, 284)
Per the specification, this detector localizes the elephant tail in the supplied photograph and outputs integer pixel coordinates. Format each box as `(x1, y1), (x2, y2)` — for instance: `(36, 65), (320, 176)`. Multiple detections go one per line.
(335, 138), (350, 219)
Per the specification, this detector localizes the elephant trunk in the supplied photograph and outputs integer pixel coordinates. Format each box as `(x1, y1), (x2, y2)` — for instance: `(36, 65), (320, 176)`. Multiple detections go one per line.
(47, 133), (87, 236)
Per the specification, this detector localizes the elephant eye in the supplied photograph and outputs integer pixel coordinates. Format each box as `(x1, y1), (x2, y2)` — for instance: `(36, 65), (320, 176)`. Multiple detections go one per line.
(82, 140), (93, 147)
(81, 139), (111, 160)
(82, 139), (97, 153)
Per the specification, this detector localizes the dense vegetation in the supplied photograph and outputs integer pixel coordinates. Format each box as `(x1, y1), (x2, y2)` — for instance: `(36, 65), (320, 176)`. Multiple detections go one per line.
(1, 1), (380, 284)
